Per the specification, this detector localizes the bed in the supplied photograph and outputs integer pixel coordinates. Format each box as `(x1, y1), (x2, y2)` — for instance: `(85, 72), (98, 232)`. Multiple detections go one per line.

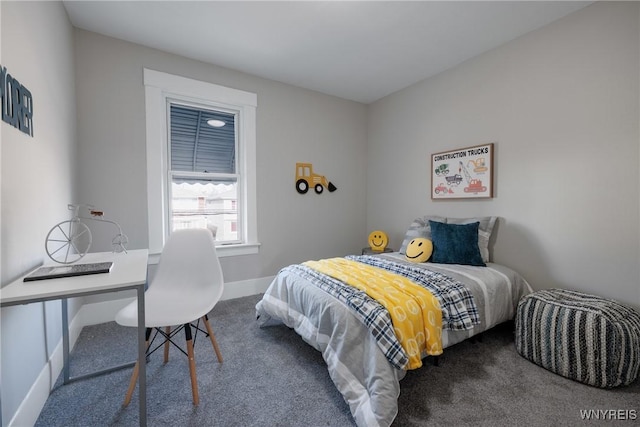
(255, 216), (533, 427)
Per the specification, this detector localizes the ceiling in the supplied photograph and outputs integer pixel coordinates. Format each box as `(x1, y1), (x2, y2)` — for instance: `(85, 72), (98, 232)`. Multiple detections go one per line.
(63, 1), (592, 104)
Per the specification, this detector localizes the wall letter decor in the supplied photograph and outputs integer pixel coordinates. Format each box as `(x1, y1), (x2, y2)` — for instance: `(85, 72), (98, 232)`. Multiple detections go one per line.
(1, 64), (34, 137)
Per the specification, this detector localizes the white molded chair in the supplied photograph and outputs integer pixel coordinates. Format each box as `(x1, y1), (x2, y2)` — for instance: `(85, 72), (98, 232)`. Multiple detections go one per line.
(115, 228), (224, 406)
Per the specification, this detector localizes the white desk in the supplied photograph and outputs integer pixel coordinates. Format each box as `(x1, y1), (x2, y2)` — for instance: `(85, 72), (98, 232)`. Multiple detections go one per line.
(0, 249), (149, 426)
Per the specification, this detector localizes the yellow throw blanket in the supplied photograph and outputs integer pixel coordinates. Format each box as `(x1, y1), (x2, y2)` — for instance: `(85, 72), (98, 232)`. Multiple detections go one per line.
(303, 257), (443, 369)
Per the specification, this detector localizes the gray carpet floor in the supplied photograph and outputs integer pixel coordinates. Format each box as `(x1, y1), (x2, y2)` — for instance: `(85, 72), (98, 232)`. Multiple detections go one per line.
(36, 294), (639, 426)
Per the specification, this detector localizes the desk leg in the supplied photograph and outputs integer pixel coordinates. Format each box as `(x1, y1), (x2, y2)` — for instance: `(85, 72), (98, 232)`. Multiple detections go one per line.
(137, 284), (147, 427)
(62, 298), (70, 384)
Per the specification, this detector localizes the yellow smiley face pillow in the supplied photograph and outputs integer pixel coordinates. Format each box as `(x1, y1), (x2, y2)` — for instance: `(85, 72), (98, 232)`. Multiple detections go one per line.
(404, 237), (433, 263)
(368, 230), (389, 252)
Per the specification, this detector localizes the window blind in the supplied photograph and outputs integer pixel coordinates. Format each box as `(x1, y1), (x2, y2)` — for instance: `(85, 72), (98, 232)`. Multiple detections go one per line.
(170, 105), (236, 173)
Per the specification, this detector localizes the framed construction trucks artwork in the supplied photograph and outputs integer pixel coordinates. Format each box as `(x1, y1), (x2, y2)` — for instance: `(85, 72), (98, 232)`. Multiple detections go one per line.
(431, 143), (494, 200)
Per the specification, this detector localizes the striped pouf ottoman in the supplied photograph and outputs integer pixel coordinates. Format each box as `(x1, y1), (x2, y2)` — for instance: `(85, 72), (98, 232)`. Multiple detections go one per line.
(515, 288), (640, 388)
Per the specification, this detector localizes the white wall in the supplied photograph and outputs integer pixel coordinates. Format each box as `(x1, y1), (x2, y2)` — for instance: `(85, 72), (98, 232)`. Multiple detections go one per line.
(73, 29), (368, 283)
(367, 2), (640, 309)
(0, 3), (3, 422)
(0, 0), (3, 336)
(0, 1), (77, 425)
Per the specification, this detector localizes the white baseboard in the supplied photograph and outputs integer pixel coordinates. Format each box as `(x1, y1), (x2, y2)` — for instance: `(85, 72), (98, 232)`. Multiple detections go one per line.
(10, 275), (273, 426)
(79, 275), (273, 326)
(8, 310), (83, 427)
(220, 276), (273, 301)
(78, 275), (274, 325)
(78, 297), (136, 326)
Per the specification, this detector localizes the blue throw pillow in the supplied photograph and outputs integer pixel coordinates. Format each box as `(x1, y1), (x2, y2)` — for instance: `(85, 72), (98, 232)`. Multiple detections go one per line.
(428, 220), (486, 267)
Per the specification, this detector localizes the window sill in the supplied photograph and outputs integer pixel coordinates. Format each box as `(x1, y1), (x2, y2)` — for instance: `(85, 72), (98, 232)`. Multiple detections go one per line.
(148, 242), (260, 264)
(216, 242), (261, 257)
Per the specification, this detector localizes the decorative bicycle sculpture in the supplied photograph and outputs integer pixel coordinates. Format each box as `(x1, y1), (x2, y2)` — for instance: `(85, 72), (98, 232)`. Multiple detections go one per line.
(45, 204), (128, 264)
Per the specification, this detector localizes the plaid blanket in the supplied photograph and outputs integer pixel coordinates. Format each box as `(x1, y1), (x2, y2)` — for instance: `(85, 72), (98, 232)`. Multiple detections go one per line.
(347, 255), (480, 330)
(304, 257), (443, 369)
(285, 264), (409, 370)
(284, 256), (479, 370)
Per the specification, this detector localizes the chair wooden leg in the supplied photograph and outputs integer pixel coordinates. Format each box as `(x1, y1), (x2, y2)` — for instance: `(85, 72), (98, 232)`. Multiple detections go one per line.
(184, 323), (199, 405)
(163, 326), (171, 363)
(203, 315), (223, 363)
(123, 327), (152, 407)
(123, 361), (139, 407)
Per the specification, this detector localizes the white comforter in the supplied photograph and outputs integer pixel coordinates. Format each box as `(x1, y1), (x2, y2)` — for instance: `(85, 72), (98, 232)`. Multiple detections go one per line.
(255, 254), (532, 427)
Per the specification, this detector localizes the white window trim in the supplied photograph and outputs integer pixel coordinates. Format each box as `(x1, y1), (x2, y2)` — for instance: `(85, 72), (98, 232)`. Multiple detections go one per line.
(144, 68), (259, 258)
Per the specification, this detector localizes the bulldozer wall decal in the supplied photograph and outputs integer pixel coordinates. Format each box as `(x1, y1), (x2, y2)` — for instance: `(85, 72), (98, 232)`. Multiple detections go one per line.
(295, 162), (337, 194)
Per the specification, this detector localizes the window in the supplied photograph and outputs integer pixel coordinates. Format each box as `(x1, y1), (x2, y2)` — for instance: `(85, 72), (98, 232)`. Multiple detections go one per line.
(169, 104), (239, 243)
(144, 69), (258, 258)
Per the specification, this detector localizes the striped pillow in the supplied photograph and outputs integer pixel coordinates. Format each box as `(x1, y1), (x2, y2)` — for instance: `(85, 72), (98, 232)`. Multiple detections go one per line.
(399, 216), (446, 254)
